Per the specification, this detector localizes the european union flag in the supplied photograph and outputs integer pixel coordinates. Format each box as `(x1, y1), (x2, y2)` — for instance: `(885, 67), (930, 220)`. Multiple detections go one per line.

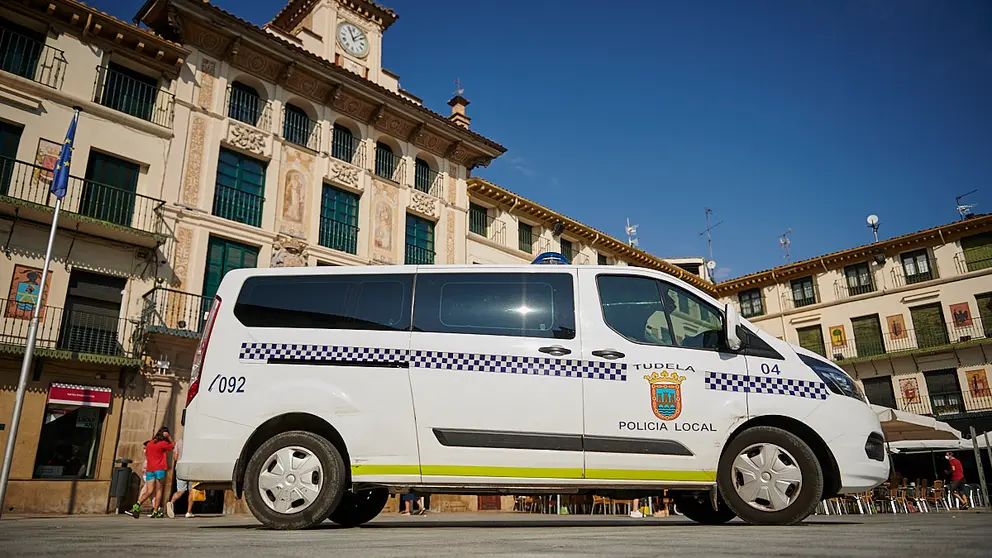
(50, 110), (79, 200)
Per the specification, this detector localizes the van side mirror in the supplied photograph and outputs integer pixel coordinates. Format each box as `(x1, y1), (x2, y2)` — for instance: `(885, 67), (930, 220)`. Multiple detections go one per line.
(724, 303), (743, 351)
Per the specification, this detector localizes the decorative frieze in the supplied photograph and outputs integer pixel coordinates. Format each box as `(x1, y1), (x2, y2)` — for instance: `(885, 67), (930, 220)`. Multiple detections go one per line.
(410, 191), (438, 218)
(329, 161), (362, 189)
(227, 122), (266, 155)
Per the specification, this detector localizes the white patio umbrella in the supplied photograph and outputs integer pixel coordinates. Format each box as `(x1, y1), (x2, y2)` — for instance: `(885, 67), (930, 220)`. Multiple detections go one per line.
(871, 405), (962, 442)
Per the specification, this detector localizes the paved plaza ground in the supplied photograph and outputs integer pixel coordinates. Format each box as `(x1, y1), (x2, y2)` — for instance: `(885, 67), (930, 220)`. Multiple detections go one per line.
(1, 510), (988, 557)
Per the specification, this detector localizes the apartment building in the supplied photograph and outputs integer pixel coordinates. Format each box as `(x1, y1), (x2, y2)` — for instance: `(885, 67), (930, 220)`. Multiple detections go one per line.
(716, 214), (992, 435)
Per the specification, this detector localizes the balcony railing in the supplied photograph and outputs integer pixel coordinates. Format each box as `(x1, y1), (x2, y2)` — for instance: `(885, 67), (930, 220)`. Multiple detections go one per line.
(414, 166), (443, 198)
(283, 108), (320, 151)
(331, 130), (366, 167)
(0, 298), (141, 359)
(896, 388), (992, 418)
(0, 27), (67, 89)
(954, 251), (992, 275)
(830, 317), (988, 362)
(469, 212), (506, 246)
(318, 217), (358, 254)
(890, 266), (937, 288)
(782, 282), (820, 310)
(405, 244), (434, 265)
(94, 65), (175, 128)
(213, 184), (263, 227)
(225, 85), (272, 131)
(834, 280), (875, 300)
(141, 287), (211, 339)
(374, 147), (405, 184)
(0, 156), (164, 235)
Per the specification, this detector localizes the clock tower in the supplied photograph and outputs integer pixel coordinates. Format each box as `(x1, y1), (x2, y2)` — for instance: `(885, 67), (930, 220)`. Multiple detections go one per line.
(266, 0), (399, 91)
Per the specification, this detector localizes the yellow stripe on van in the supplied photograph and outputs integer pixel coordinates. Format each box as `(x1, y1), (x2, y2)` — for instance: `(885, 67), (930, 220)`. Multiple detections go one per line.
(351, 464), (715, 482)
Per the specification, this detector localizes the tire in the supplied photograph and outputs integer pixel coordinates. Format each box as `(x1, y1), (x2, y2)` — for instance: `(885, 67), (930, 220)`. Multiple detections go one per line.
(329, 487), (389, 527)
(717, 426), (823, 526)
(243, 430), (346, 530)
(671, 491), (736, 525)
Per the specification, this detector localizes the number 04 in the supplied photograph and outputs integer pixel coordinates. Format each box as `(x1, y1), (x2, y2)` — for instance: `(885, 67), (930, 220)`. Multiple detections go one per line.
(760, 363), (781, 375)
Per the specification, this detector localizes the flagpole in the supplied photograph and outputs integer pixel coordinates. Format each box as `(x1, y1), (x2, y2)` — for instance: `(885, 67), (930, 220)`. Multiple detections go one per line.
(0, 108), (79, 518)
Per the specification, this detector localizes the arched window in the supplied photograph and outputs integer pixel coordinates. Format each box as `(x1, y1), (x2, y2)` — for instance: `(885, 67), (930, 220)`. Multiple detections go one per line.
(375, 141), (396, 180)
(283, 103), (314, 148)
(228, 82), (261, 126)
(414, 157), (437, 194)
(331, 123), (356, 163)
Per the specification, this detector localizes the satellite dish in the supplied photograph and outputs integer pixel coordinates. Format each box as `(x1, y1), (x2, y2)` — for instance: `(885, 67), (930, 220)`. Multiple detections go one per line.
(866, 214), (879, 226)
(706, 260), (717, 270)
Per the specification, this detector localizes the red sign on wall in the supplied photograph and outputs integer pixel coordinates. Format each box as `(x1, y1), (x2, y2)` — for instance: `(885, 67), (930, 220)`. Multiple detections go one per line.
(47, 383), (112, 408)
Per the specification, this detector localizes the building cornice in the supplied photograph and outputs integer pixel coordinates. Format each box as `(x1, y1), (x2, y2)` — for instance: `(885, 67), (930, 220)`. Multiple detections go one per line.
(467, 178), (719, 296)
(271, 0), (398, 32)
(715, 213), (992, 296)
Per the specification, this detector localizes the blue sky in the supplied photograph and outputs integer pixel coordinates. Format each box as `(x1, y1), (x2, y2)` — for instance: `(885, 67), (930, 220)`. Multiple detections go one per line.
(96, 0), (991, 280)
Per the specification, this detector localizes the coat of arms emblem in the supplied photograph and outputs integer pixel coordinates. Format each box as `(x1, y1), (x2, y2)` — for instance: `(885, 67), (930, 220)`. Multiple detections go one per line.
(644, 371), (685, 421)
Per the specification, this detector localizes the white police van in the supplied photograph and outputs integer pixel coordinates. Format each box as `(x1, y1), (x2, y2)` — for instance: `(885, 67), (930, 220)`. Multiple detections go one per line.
(178, 260), (888, 529)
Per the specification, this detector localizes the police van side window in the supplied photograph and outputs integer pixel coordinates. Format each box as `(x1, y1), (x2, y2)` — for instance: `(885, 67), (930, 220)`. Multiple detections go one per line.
(233, 274), (413, 330)
(659, 283), (723, 351)
(413, 272), (575, 339)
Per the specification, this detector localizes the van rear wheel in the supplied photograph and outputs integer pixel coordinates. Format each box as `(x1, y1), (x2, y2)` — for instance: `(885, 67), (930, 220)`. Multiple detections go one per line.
(671, 491), (736, 525)
(243, 430), (346, 530)
(329, 488), (389, 527)
(717, 426), (823, 526)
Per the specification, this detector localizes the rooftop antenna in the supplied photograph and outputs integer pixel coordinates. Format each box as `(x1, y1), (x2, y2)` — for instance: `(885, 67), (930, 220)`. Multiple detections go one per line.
(956, 189), (978, 220)
(866, 214), (880, 243)
(779, 228), (792, 263)
(625, 218), (639, 248)
(453, 78), (464, 96)
(699, 208), (723, 268)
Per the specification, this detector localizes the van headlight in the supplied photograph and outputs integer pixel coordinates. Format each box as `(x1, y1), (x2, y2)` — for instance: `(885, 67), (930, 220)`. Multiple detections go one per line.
(798, 354), (865, 402)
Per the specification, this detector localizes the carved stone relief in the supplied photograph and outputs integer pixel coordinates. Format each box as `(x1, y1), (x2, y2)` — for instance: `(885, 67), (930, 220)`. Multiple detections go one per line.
(445, 210), (456, 264)
(172, 226), (193, 289)
(227, 123), (266, 155)
(182, 116), (207, 207)
(447, 173), (457, 205)
(271, 235), (309, 267)
(334, 92), (374, 121)
(197, 57), (216, 110)
(329, 161), (361, 188)
(278, 146), (315, 239)
(371, 182), (398, 264)
(409, 191), (438, 218)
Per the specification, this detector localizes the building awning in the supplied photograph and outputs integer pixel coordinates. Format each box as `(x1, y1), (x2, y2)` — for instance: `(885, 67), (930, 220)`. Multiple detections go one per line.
(47, 383), (113, 408)
(872, 404), (962, 442)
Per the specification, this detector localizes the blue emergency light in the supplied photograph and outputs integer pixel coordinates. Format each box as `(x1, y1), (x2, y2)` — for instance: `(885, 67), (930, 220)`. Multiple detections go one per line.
(532, 252), (570, 265)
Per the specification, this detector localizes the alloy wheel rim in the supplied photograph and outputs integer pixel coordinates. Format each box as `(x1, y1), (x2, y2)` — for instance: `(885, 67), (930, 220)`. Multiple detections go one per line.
(257, 445), (323, 514)
(731, 442), (803, 512)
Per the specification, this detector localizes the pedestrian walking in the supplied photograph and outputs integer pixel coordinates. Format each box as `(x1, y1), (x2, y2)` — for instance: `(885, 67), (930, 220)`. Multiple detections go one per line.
(127, 426), (175, 518)
(165, 436), (194, 518)
(945, 452), (970, 510)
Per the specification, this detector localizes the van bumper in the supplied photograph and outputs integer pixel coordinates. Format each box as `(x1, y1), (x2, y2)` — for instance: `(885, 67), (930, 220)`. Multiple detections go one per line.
(177, 461), (235, 485)
(821, 402), (889, 494)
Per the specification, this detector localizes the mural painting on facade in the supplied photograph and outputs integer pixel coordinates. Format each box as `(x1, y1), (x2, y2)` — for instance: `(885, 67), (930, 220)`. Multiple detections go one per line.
(31, 138), (61, 190)
(899, 377), (921, 404)
(887, 314), (908, 340)
(965, 369), (990, 397)
(949, 302), (972, 328)
(278, 146), (314, 239)
(372, 182), (398, 264)
(829, 325), (847, 347)
(5, 265), (51, 320)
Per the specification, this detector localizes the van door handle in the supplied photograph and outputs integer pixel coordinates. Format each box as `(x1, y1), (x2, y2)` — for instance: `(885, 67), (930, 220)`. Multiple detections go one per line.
(539, 345), (572, 356)
(591, 349), (625, 360)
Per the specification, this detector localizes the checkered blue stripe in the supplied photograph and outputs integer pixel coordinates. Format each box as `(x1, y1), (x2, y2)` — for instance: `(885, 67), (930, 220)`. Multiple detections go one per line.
(705, 371), (828, 400)
(408, 350), (626, 381)
(238, 343), (626, 381)
(239, 343), (408, 363)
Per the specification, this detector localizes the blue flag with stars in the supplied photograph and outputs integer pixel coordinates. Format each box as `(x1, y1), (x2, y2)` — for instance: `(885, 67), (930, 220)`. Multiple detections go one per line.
(50, 110), (79, 200)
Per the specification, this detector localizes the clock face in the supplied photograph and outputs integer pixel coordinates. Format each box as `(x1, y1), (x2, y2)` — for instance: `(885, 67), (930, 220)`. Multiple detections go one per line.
(337, 22), (369, 58)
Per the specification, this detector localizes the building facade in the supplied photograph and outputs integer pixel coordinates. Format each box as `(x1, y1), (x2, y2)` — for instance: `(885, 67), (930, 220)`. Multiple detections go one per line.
(716, 215), (992, 435)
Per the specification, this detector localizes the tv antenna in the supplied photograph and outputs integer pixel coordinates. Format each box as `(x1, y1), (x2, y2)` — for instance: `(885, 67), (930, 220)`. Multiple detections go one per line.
(779, 229), (792, 263)
(699, 208), (723, 267)
(956, 189), (978, 220)
(625, 218), (639, 248)
(866, 214), (880, 243)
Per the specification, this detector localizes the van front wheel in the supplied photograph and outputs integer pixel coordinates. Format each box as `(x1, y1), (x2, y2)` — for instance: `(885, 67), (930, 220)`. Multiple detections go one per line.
(717, 426), (823, 526)
(329, 488), (389, 527)
(671, 491), (736, 525)
(243, 430), (346, 530)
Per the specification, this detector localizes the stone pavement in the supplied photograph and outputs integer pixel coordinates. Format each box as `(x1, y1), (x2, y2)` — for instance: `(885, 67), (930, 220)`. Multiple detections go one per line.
(0, 510), (988, 557)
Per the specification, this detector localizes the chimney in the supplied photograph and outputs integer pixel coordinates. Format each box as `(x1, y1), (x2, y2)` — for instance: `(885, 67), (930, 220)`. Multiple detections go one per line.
(448, 95), (471, 129)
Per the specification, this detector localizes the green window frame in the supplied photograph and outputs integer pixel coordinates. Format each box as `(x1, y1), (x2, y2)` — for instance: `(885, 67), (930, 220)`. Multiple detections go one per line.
(469, 203), (488, 236)
(976, 292), (992, 338)
(851, 314), (885, 357)
(961, 232), (992, 273)
(901, 249), (933, 284)
(791, 277), (817, 308)
(518, 223), (533, 253)
(319, 184), (359, 254)
(909, 303), (949, 349)
(81, 151), (139, 227)
(797, 325), (826, 357)
(405, 213), (434, 264)
(202, 235), (258, 313)
(213, 148), (265, 227)
(597, 253), (608, 266)
(560, 239), (573, 261)
(844, 262), (874, 296)
(738, 288), (764, 318)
